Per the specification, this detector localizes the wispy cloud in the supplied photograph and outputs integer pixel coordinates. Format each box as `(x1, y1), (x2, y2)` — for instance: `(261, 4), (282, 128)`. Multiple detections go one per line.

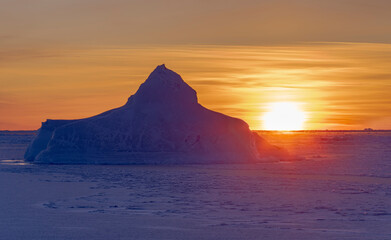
(1, 42), (391, 130)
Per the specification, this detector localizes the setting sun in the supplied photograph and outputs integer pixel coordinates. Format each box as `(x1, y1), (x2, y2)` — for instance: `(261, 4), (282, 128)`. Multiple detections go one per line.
(262, 102), (307, 130)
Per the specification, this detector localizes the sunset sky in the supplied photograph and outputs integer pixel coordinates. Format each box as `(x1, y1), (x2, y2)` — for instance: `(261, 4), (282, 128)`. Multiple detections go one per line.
(1, 0), (391, 130)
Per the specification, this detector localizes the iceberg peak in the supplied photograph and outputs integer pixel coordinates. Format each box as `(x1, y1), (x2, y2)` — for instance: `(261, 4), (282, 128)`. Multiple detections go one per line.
(156, 63), (167, 70)
(145, 64), (183, 85)
(129, 65), (198, 105)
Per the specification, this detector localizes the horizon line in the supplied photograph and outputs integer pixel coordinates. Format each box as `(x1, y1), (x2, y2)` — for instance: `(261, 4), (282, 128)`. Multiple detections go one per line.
(2, 129), (391, 133)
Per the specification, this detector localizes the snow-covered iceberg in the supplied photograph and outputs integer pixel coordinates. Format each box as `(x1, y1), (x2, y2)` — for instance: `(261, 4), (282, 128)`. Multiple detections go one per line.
(25, 65), (289, 164)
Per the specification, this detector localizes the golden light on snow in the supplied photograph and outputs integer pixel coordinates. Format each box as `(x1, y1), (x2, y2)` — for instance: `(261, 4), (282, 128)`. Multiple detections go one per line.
(262, 102), (307, 130)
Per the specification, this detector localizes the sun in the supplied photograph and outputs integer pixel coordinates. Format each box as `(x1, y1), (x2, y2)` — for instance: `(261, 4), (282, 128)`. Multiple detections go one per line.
(262, 102), (307, 130)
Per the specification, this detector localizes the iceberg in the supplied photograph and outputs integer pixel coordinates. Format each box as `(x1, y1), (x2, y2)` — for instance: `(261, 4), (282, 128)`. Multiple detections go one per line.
(25, 65), (289, 164)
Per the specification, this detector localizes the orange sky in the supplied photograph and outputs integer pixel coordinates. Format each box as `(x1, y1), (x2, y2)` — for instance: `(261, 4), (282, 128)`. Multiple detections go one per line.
(1, 0), (391, 130)
(1, 43), (391, 130)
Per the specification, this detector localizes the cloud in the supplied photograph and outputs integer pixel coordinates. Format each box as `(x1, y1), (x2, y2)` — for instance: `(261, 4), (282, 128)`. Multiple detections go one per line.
(1, 0), (391, 47)
(1, 42), (391, 130)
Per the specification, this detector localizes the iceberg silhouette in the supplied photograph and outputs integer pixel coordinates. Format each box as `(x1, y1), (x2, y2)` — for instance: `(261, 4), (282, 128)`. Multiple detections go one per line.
(25, 65), (289, 164)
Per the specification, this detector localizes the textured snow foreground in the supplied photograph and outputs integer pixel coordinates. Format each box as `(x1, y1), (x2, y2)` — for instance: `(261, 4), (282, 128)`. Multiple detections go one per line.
(1, 131), (391, 240)
(25, 65), (287, 164)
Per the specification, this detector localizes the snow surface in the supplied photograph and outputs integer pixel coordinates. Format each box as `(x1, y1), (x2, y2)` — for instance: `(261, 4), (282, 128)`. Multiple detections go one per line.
(1, 131), (391, 239)
(25, 65), (287, 164)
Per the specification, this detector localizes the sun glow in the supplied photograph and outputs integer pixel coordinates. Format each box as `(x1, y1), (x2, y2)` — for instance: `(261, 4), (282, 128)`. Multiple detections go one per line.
(262, 102), (307, 130)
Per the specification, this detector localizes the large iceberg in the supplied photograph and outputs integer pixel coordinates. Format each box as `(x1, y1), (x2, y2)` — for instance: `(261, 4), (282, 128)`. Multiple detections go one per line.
(25, 65), (289, 164)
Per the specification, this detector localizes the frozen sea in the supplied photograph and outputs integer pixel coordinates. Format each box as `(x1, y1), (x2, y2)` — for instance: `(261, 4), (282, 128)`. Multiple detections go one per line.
(0, 131), (391, 239)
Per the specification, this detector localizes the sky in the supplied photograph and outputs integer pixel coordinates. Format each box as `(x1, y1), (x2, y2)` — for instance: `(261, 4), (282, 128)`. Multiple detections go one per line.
(1, 0), (391, 130)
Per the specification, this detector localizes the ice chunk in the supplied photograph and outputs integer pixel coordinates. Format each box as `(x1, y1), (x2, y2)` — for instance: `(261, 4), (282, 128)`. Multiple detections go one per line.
(26, 65), (289, 164)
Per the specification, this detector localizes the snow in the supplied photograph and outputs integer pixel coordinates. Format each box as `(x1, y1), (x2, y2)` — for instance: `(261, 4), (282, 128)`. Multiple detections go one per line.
(1, 131), (391, 239)
(25, 65), (287, 164)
